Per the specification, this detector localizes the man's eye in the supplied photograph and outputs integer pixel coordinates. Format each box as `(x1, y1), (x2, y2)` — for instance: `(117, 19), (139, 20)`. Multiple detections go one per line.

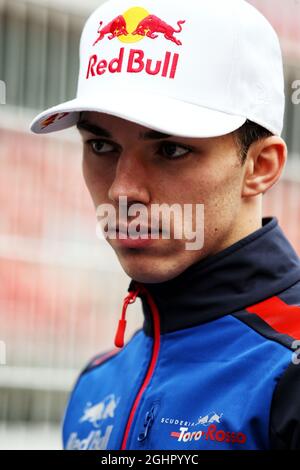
(87, 139), (115, 154)
(159, 142), (191, 160)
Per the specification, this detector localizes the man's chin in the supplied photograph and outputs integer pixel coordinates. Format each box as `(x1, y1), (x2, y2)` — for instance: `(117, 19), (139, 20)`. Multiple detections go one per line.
(115, 253), (188, 285)
(126, 270), (177, 284)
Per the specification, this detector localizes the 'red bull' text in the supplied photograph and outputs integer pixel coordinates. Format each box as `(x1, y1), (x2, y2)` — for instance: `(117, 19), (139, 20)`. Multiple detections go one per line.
(86, 47), (180, 79)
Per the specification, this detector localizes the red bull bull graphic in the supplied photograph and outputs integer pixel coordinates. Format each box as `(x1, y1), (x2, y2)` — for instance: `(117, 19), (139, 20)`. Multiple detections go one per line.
(132, 15), (185, 46)
(79, 394), (120, 428)
(93, 9), (185, 47)
(93, 16), (129, 46)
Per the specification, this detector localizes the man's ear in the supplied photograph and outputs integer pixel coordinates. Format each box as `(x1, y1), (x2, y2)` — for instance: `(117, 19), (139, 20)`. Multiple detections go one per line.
(242, 136), (287, 198)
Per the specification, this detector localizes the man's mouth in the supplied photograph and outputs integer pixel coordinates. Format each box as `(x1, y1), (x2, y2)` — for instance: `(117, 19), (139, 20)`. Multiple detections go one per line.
(116, 224), (162, 238)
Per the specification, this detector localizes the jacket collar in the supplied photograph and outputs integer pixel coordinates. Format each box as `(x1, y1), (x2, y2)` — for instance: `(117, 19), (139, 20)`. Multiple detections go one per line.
(128, 217), (300, 336)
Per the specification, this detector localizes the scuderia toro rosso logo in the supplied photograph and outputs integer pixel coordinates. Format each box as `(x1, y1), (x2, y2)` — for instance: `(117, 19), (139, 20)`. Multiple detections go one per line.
(161, 412), (247, 447)
(86, 7), (186, 80)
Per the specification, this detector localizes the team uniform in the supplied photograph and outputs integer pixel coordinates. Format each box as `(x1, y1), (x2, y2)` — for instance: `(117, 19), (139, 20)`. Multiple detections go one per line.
(62, 217), (300, 450)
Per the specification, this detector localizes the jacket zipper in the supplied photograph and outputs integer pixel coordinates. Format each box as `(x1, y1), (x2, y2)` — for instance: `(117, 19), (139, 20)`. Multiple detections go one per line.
(114, 282), (161, 450)
(137, 403), (159, 442)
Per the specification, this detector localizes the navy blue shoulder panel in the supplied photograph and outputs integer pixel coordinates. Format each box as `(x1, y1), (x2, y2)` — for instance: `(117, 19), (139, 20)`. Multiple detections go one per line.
(232, 280), (300, 450)
(81, 348), (120, 376)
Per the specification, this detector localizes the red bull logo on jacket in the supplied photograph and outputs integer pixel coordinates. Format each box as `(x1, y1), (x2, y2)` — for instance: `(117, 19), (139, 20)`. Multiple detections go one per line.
(86, 7), (185, 80)
(66, 394), (121, 450)
(79, 394), (120, 429)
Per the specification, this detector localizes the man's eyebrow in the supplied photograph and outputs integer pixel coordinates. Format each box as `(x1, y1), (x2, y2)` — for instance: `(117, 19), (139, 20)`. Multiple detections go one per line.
(76, 121), (112, 138)
(141, 129), (172, 140)
(76, 120), (172, 140)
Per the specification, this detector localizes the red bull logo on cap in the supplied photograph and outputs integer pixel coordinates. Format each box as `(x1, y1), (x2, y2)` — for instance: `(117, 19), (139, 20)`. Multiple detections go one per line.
(86, 7), (185, 80)
(92, 7), (185, 46)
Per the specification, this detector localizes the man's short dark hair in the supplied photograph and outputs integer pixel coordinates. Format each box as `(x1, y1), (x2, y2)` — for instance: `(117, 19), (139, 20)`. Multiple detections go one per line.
(233, 119), (274, 164)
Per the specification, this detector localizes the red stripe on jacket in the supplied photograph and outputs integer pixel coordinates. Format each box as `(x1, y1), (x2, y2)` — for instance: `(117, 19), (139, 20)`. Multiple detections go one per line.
(246, 296), (300, 339)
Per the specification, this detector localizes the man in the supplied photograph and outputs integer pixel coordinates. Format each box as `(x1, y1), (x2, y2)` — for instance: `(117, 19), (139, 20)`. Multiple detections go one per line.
(30, 0), (300, 450)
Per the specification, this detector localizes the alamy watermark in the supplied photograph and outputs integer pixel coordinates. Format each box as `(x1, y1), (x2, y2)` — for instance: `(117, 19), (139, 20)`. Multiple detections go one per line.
(291, 80), (300, 104)
(0, 80), (6, 104)
(95, 196), (204, 250)
(0, 340), (6, 365)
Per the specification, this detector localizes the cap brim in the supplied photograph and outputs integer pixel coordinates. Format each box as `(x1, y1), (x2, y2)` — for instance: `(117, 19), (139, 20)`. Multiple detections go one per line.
(30, 89), (246, 138)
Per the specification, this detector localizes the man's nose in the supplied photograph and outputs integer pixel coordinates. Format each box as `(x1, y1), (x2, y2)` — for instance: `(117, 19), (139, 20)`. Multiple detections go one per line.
(108, 150), (151, 205)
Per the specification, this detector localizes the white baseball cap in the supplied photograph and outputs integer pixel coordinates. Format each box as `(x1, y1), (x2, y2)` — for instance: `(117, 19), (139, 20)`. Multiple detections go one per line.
(30, 0), (285, 138)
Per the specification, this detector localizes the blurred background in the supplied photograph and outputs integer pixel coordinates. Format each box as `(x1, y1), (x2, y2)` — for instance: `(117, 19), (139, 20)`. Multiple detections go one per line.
(0, 0), (299, 449)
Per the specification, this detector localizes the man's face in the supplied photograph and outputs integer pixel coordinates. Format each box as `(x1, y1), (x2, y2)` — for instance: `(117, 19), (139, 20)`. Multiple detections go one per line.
(79, 111), (247, 283)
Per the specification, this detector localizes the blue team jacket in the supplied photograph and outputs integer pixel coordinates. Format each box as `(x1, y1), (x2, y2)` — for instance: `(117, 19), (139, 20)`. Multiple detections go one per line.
(62, 217), (300, 450)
